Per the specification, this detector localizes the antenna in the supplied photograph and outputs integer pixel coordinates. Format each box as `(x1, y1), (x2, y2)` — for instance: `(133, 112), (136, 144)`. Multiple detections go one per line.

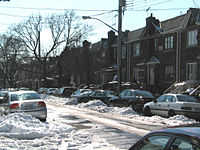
(146, 7), (151, 16)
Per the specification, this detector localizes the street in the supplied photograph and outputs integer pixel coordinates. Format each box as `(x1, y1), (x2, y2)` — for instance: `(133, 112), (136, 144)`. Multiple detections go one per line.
(46, 101), (162, 149)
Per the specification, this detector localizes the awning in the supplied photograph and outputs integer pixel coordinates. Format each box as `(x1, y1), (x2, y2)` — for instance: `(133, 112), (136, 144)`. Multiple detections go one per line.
(146, 56), (160, 65)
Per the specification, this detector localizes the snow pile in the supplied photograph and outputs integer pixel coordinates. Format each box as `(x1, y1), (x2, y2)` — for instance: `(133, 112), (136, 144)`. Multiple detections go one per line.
(41, 94), (78, 105)
(43, 95), (198, 127)
(0, 113), (76, 140)
(0, 112), (121, 150)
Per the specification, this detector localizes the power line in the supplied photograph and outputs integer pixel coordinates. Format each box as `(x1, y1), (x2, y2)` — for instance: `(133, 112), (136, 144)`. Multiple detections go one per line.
(0, 5), (114, 12)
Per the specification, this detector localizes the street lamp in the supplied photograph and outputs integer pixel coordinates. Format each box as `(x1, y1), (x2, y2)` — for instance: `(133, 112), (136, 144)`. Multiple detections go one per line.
(82, 16), (118, 33)
(82, 10), (122, 93)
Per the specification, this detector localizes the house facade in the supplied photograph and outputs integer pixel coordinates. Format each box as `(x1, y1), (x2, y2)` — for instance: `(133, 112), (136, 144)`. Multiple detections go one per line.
(97, 8), (200, 94)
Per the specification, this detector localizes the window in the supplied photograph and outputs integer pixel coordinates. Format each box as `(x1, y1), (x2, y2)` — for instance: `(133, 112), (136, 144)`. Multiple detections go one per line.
(131, 135), (171, 150)
(165, 65), (174, 81)
(156, 95), (166, 102)
(133, 43), (140, 56)
(187, 30), (198, 47)
(165, 36), (173, 49)
(170, 138), (200, 150)
(154, 38), (158, 51)
(122, 46), (126, 59)
(186, 63), (197, 80)
(133, 68), (144, 83)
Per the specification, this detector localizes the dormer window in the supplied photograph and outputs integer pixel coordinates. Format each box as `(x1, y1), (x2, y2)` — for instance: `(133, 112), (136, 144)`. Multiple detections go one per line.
(164, 36), (173, 50)
(187, 30), (198, 47)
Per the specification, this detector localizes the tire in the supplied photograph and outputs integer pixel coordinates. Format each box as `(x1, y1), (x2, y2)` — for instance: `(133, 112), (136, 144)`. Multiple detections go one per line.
(108, 101), (115, 107)
(39, 118), (46, 122)
(168, 110), (175, 117)
(131, 104), (136, 111)
(144, 106), (152, 116)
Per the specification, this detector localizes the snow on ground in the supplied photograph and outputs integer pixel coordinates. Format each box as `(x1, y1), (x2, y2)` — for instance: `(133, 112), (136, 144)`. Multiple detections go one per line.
(0, 94), (197, 150)
(0, 107), (121, 150)
(42, 94), (197, 126)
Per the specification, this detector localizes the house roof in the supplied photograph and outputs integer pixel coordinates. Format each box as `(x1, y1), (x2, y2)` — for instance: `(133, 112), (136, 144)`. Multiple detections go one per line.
(126, 28), (145, 42)
(160, 14), (187, 32)
(125, 8), (200, 43)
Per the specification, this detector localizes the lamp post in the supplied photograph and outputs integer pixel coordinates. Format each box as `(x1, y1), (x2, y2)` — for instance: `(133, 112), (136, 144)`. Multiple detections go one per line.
(82, 16), (118, 33)
(82, 1), (123, 93)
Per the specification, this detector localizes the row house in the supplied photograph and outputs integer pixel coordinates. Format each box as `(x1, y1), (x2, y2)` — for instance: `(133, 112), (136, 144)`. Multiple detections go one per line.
(100, 8), (200, 94)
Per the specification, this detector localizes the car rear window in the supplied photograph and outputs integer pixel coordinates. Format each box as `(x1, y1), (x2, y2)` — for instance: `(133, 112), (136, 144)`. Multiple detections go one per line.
(177, 95), (198, 102)
(11, 93), (41, 101)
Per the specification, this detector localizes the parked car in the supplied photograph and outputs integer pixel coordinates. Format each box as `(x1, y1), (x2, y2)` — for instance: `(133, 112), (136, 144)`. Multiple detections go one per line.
(18, 87), (30, 91)
(108, 89), (154, 112)
(0, 90), (47, 121)
(54, 86), (77, 97)
(143, 93), (200, 120)
(0, 91), (7, 101)
(71, 89), (92, 98)
(76, 90), (116, 105)
(129, 125), (200, 150)
(46, 88), (57, 94)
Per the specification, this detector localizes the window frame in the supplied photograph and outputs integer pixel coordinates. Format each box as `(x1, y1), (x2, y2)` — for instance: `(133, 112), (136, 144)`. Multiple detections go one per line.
(186, 62), (197, 80)
(187, 30), (198, 47)
(164, 65), (174, 81)
(132, 42), (140, 56)
(164, 35), (174, 50)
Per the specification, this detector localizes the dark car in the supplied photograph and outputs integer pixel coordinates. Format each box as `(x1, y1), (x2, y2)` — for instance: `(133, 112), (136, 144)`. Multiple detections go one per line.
(129, 125), (200, 150)
(76, 90), (116, 105)
(70, 89), (92, 98)
(108, 89), (154, 112)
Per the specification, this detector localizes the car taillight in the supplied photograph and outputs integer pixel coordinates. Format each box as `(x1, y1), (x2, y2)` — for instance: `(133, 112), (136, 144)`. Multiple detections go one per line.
(10, 103), (19, 109)
(138, 99), (144, 104)
(38, 101), (46, 107)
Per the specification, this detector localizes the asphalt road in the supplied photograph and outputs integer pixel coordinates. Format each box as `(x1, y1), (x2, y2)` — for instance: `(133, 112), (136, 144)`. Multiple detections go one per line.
(46, 102), (163, 149)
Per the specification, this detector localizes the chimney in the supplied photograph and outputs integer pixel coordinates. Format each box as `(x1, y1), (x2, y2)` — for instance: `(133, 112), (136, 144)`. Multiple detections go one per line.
(146, 13), (160, 35)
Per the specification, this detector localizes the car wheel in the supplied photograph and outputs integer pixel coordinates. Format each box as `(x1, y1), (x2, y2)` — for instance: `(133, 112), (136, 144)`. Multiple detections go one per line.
(168, 110), (175, 117)
(108, 101), (115, 107)
(39, 118), (46, 122)
(131, 104), (136, 111)
(144, 106), (152, 116)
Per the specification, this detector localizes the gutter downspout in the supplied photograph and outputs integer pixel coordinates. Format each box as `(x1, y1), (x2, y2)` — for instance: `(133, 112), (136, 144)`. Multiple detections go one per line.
(176, 30), (181, 82)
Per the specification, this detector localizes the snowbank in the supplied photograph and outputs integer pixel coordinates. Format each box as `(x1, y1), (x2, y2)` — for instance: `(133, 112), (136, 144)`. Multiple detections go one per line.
(43, 94), (198, 126)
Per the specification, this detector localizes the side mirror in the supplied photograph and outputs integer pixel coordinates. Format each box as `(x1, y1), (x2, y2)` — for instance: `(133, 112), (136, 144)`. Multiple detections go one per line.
(153, 99), (157, 103)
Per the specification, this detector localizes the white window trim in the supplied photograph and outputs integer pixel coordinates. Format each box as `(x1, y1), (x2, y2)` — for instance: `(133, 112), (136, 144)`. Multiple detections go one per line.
(187, 30), (198, 47)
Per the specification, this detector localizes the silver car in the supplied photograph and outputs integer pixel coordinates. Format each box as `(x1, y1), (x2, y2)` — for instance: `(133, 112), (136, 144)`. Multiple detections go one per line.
(143, 93), (200, 120)
(0, 91), (47, 121)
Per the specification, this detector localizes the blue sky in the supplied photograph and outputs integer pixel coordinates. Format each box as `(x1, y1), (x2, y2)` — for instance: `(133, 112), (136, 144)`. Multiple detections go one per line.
(0, 0), (199, 43)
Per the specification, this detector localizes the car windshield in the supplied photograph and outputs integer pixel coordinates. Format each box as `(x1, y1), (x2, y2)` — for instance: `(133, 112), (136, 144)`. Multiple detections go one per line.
(11, 93), (41, 101)
(177, 95), (198, 102)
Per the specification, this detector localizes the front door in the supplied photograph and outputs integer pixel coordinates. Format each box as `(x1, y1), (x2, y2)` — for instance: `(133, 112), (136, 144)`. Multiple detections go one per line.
(149, 66), (155, 85)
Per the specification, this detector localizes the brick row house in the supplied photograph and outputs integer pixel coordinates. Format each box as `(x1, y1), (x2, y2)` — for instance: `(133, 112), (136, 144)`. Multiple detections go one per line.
(96, 8), (200, 94)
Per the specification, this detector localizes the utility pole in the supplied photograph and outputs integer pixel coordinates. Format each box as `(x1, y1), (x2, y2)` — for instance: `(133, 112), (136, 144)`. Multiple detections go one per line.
(117, 0), (123, 93)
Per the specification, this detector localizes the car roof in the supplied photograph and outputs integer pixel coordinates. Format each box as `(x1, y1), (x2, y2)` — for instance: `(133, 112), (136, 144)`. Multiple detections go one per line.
(151, 126), (200, 140)
(7, 90), (37, 95)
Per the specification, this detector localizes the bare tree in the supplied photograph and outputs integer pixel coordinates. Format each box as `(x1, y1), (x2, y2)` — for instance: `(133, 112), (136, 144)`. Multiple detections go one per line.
(10, 10), (92, 87)
(0, 34), (28, 88)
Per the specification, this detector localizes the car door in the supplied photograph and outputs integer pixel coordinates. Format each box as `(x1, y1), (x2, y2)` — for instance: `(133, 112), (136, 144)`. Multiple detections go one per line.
(115, 90), (129, 107)
(120, 90), (134, 107)
(159, 95), (174, 117)
(150, 95), (166, 115)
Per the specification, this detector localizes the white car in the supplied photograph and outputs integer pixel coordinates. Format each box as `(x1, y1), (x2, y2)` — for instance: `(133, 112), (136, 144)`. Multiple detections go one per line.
(0, 90), (47, 121)
(143, 93), (200, 120)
